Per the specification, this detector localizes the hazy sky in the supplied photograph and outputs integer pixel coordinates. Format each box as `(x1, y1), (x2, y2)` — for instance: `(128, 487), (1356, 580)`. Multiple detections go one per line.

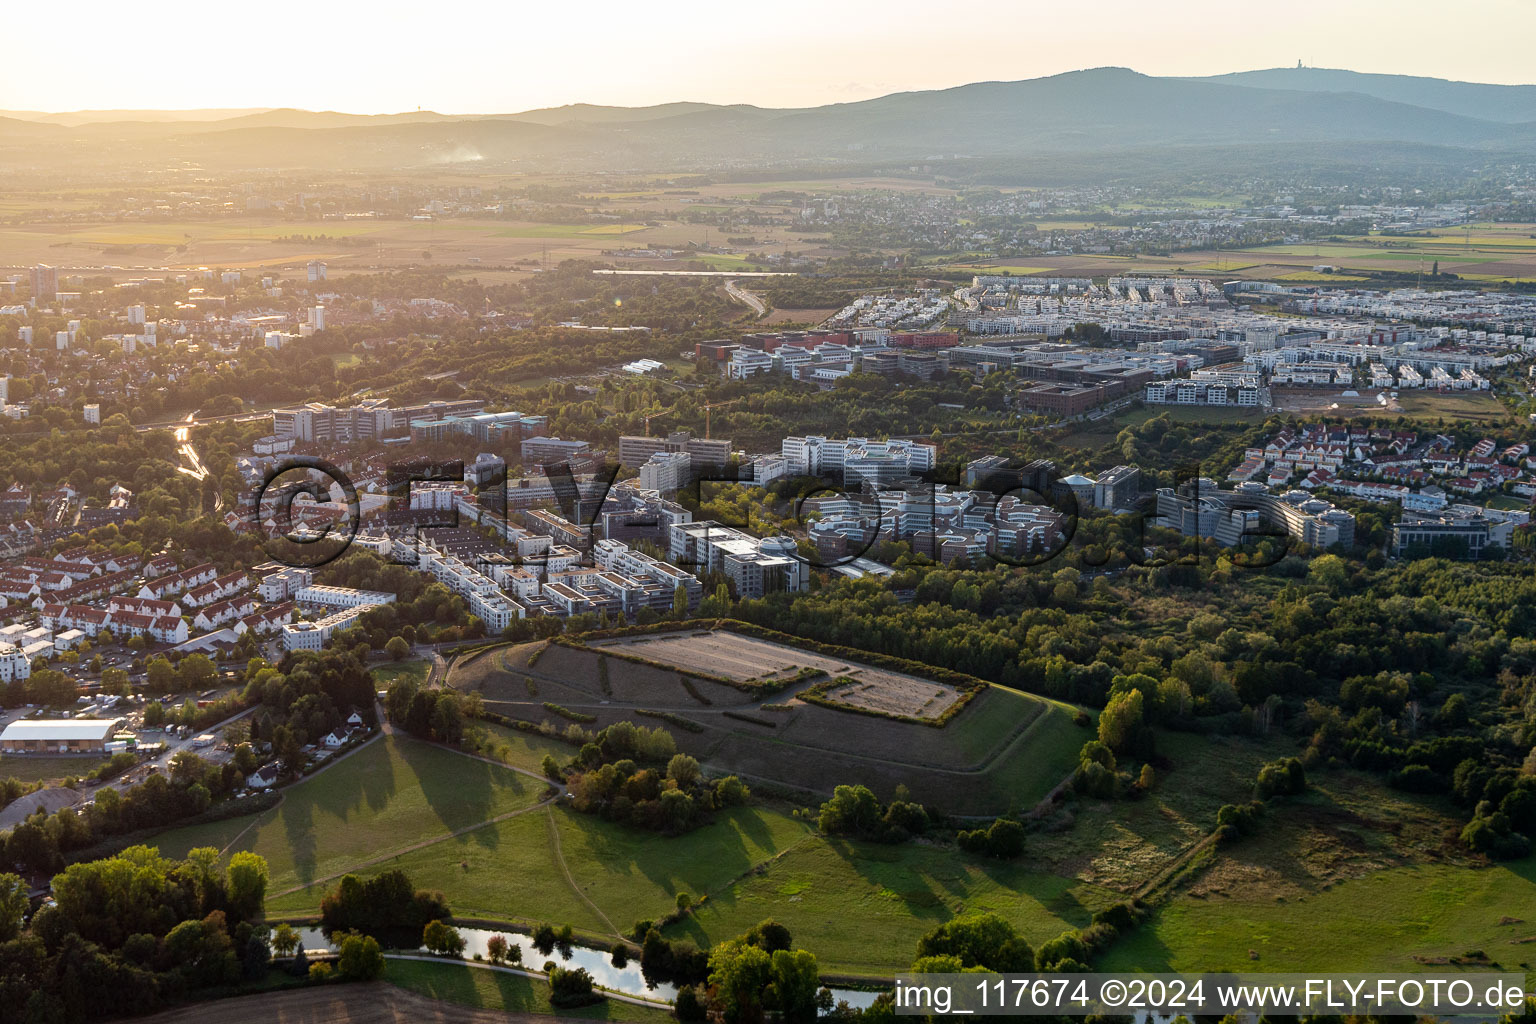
(6, 0), (1535, 113)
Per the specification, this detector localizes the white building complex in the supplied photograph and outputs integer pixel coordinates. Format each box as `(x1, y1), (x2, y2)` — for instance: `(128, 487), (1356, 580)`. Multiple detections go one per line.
(781, 436), (936, 486)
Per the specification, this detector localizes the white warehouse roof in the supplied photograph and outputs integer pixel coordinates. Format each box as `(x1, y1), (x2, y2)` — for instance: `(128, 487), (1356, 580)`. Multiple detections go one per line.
(0, 718), (122, 741)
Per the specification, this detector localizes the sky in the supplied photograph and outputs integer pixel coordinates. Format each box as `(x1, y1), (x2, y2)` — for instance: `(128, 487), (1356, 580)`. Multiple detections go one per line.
(5, 0), (1535, 114)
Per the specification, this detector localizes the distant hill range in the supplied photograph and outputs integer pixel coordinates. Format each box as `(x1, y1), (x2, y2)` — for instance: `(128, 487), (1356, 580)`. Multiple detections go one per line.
(3, 67), (1533, 173)
(1193, 67), (1536, 124)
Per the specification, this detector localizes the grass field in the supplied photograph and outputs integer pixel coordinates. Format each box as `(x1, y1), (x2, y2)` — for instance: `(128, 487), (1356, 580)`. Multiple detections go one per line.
(1102, 860), (1536, 972)
(267, 803), (811, 933)
(1096, 766), (1536, 972)
(372, 660), (431, 687)
(666, 836), (1118, 976)
(466, 721), (583, 775)
(1395, 391), (1513, 423)
(0, 754), (105, 784)
(150, 734), (544, 892)
(384, 959), (673, 1022)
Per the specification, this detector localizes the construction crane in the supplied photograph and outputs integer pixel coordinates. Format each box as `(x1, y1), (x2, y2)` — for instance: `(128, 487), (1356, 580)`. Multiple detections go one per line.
(643, 411), (662, 434)
(702, 398), (740, 440)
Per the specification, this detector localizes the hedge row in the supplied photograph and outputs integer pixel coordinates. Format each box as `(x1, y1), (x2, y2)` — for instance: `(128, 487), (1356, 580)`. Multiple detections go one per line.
(722, 711), (777, 729)
(635, 709), (706, 733)
(542, 701), (596, 724)
(679, 676), (712, 706)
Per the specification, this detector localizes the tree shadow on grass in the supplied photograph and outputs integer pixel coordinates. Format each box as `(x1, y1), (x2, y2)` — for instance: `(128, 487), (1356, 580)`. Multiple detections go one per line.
(397, 736), (527, 851)
(821, 836), (948, 920)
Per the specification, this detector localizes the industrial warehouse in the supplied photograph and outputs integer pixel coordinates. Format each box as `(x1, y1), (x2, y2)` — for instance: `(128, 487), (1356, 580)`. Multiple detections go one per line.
(0, 718), (123, 753)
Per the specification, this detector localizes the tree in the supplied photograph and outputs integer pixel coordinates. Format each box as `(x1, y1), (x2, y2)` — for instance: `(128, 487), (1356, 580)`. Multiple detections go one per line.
(423, 919), (466, 956)
(336, 932), (385, 980)
(548, 965), (598, 1008)
(486, 933), (511, 963)
(542, 754), (563, 781)
(817, 784), (882, 838)
(1097, 689), (1144, 755)
(385, 636), (411, 661)
(0, 872), (26, 942)
(667, 753), (702, 790)
(914, 913), (1034, 972)
(180, 653), (218, 691)
(768, 948), (821, 1022)
(270, 922), (300, 957)
(145, 657), (177, 695)
(707, 940), (774, 1024)
(226, 851), (269, 922)
(101, 666), (131, 696)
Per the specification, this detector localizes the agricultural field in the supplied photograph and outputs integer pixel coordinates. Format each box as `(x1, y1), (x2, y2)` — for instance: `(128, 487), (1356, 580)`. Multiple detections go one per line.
(450, 633), (1086, 815)
(815, 674), (964, 721)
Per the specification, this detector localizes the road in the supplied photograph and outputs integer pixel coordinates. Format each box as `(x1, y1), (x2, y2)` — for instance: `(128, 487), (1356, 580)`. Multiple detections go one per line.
(102, 703), (259, 794)
(724, 279), (768, 318)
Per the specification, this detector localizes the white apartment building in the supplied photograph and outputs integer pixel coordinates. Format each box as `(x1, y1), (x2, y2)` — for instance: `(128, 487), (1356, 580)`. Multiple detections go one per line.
(259, 567), (314, 602)
(281, 604), (376, 651)
(781, 436), (936, 484)
(0, 641), (30, 683)
(638, 451), (692, 494)
(293, 585), (396, 609)
(669, 521), (805, 599)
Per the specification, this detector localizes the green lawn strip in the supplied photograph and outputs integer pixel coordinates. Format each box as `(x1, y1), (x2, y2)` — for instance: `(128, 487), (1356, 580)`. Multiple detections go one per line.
(384, 958), (674, 1023)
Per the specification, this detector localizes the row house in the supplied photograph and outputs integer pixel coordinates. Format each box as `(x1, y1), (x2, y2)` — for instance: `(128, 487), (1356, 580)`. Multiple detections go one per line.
(193, 594), (259, 631)
(54, 547), (133, 574)
(43, 567), (137, 607)
(111, 611), (190, 645)
(142, 554), (179, 578)
(107, 595), (183, 619)
(0, 578), (39, 604)
(38, 604), (112, 637)
(182, 571), (250, 608)
(14, 557), (99, 582)
(139, 563), (217, 599)
(1334, 479), (1411, 503)
(237, 601), (294, 636)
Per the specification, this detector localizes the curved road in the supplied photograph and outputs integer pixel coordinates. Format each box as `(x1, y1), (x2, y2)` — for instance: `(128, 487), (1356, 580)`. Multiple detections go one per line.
(724, 279), (767, 319)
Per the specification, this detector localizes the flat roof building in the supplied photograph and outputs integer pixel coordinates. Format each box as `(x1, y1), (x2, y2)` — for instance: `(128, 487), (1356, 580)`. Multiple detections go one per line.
(1, 718), (123, 753)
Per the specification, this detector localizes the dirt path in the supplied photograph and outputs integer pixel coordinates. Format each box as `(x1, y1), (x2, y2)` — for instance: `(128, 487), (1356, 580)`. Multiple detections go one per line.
(543, 805), (621, 939)
(123, 980), (612, 1024)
